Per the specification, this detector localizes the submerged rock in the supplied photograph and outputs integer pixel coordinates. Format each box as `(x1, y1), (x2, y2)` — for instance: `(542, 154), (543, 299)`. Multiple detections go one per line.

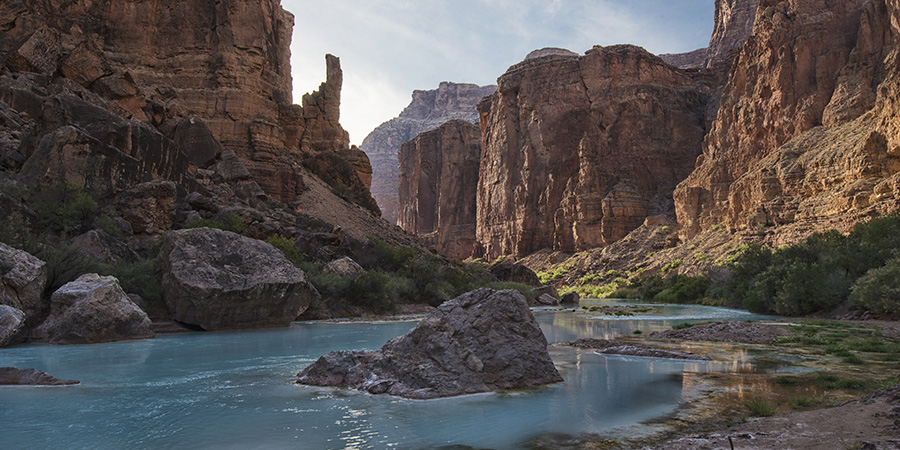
(297, 288), (562, 399)
(566, 338), (712, 361)
(156, 228), (320, 330)
(0, 367), (79, 385)
(34, 274), (154, 345)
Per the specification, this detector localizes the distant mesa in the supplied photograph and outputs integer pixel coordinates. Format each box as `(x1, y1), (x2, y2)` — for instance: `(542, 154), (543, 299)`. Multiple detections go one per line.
(525, 47), (579, 59)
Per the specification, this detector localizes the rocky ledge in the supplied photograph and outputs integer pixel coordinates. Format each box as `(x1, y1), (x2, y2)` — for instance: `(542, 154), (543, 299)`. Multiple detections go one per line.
(0, 367), (79, 385)
(564, 338), (712, 361)
(297, 288), (563, 399)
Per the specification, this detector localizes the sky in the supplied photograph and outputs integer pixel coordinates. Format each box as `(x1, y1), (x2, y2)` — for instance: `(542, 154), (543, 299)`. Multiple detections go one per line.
(282, 1), (715, 146)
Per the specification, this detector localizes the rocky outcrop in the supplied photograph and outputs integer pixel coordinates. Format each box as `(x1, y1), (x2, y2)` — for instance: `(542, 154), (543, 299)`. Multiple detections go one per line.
(659, 48), (708, 69)
(156, 228), (319, 330)
(673, 0), (900, 242)
(33, 273), (153, 344)
(297, 288), (562, 399)
(397, 120), (480, 259)
(0, 305), (25, 347)
(362, 82), (496, 224)
(476, 45), (709, 259)
(0, 367), (79, 385)
(0, 242), (47, 326)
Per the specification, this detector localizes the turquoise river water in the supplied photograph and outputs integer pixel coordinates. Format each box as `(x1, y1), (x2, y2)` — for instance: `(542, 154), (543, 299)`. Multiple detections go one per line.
(0, 300), (774, 449)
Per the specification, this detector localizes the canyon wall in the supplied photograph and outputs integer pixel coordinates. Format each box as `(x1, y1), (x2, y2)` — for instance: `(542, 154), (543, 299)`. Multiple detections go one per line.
(361, 82), (496, 224)
(397, 120), (481, 260)
(673, 0), (900, 241)
(659, 0), (759, 69)
(474, 46), (710, 259)
(0, 0), (375, 211)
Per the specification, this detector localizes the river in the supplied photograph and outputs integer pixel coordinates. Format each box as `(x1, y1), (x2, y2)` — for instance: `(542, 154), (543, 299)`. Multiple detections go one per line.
(0, 300), (773, 449)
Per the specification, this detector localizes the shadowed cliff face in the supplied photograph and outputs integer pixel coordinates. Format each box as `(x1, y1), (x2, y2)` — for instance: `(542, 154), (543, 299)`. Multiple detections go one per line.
(674, 0), (900, 242)
(475, 45), (709, 259)
(0, 0), (376, 210)
(397, 120), (481, 260)
(361, 82), (496, 224)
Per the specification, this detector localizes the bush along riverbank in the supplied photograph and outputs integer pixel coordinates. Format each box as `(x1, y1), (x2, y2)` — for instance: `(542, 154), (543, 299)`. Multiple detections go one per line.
(605, 214), (900, 318)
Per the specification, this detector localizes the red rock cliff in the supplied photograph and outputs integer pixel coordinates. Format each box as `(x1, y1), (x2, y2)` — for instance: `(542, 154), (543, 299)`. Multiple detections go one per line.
(397, 120), (481, 260)
(361, 82), (496, 224)
(0, 0), (375, 210)
(475, 46), (709, 259)
(672, 0), (900, 241)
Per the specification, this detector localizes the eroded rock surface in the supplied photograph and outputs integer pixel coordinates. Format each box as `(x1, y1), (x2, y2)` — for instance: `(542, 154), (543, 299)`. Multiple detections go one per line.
(398, 120), (481, 259)
(297, 288), (562, 399)
(33, 273), (153, 345)
(0, 305), (25, 347)
(362, 82), (496, 224)
(156, 228), (319, 330)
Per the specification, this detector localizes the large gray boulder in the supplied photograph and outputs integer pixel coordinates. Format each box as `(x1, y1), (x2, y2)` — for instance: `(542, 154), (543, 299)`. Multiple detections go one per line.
(34, 274), (154, 344)
(323, 256), (364, 277)
(0, 242), (47, 324)
(0, 305), (25, 347)
(155, 228), (319, 330)
(297, 288), (563, 399)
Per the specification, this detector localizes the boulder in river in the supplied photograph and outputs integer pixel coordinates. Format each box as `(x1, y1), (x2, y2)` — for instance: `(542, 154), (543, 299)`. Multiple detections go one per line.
(297, 288), (563, 399)
(156, 228), (320, 330)
(34, 274), (154, 344)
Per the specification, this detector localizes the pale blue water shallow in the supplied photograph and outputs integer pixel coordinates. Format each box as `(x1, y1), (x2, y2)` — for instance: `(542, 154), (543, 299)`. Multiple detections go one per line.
(0, 301), (773, 449)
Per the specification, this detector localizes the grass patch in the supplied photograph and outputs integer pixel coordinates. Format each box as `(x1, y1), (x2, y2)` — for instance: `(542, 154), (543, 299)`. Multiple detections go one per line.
(743, 398), (777, 417)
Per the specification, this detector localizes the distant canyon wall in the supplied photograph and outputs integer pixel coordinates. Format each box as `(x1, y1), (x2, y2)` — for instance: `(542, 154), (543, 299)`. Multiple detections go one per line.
(361, 82), (496, 224)
(397, 120), (481, 260)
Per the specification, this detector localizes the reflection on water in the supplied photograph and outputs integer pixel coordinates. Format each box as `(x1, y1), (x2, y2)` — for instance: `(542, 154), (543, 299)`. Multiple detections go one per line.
(2, 303), (780, 449)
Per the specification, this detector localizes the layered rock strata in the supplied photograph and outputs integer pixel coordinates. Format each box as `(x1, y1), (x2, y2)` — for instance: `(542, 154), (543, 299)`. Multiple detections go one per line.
(475, 45), (709, 259)
(659, 0), (760, 69)
(397, 120), (481, 259)
(674, 0), (900, 241)
(362, 82), (496, 224)
(297, 288), (563, 399)
(155, 228), (319, 330)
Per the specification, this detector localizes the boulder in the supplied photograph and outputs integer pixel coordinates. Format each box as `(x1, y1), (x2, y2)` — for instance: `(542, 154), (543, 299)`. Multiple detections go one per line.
(155, 228), (319, 330)
(0, 305), (25, 347)
(560, 292), (580, 306)
(297, 288), (563, 399)
(0, 367), (79, 385)
(323, 257), (364, 277)
(536, 294), (558, 306)
(531, 285), (559, 299)
(33, 273), (154, 345)
(489, 261), (542, 286)
(0, 242), (47, 323)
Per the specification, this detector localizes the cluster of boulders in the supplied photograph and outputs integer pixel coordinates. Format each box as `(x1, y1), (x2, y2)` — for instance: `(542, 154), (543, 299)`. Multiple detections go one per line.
(0, 227), (323, 347)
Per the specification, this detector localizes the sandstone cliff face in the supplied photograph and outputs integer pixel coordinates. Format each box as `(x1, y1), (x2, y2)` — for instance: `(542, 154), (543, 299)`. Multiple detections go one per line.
(673, 0), (899, 241)
(0, 0), (376, 210)
(397, 120), (480, 260)
(659, 0), (759, 69)
(361, 82), (496, 224)
(475, 45), (709, 259)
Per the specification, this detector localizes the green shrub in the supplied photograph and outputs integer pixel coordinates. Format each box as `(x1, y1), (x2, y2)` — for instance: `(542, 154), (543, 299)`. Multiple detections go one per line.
(184, 213), (248, 234)
(849, 257), (900, 316)
(265, 234), (305, 267)
(31, 182), (98, 237)
(93, 215), (122, 237)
